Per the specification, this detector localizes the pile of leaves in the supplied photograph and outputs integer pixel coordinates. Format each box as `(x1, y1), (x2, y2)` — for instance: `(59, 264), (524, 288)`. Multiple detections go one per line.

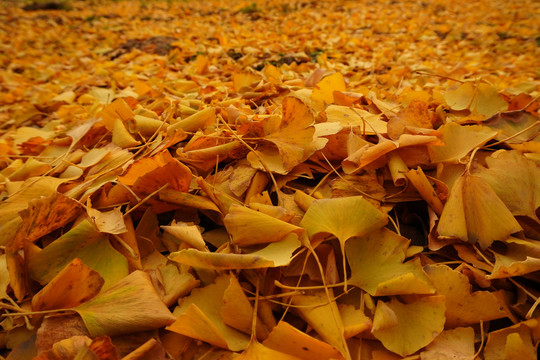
(0, 0), (539, 359)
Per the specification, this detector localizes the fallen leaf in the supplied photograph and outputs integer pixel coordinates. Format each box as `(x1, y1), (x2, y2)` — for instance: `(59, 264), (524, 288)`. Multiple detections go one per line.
(262, 321), (344, 360)
(424, 264), (509, 327)
(347, 228), (434, 296)
(290, 289), (350, 359)
(74, 270), (176, 337)
(428, 122), (498, 164)
(32, 258), (104, 311)
(420, 327), (476, 360)
(437, 172), (522, 248)
(224, 204), (303, 246)
(167, 274), (250, 351)
(474, 150), (540, 222)
(28, 220), (128, 289)
(371, 296), (446, 357)
(169, 233), (301, 270)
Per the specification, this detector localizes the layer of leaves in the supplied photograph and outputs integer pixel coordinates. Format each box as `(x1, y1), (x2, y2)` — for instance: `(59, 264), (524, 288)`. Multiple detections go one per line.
(0, 0), (539, 358)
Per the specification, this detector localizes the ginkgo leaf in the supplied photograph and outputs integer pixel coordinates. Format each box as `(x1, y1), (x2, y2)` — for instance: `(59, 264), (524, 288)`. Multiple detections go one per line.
(262, 321), (344, 360)
(342, 133), (441, 174)
(167, 274), (250, 351)
(484, 321), (539, 360)
(300, 195), (387, 244)
(28, 220), (128, 289)
(483, 110), (540, 144)
(224, 204), (303, 246)
(290, 289), (351, 360)
(162, 222), (206, 250)
(0, 176), (66, 246)
(0, 255), (11, 303)
(371, 296), (446, 357)
(444, 82), (475, 111)
(263, 96), (317, 172)
(471, 83), (509, 117)
(169, 233), (301, 270)
(311, 72), (347, 108)
(112, 118), (140, 148)
(420, 327), (476, 360)
(437, 172), (522, 248)
(301, 195), (387, 289)
(75, 270), (176, 337)
(236, 341), (303, 360)
(424, 264), (509, 327)
(325, 105), (387, 135)
(444, 82), (508, 116)
(32, 258), (104, 311)
(428, 122), (498, 163)
(118, 151), (191, 195)
(339, 304), (372, 339)
(87, 206), (127, 235)
(387, 100), (434, 140)
(474, 150), (540, 221)
(14, 192), (82, 246)
(220, 275), (269, 339)
(488, 237), (540, 279)
(158, 263), (200, 307)
(347, 228), (434, 296)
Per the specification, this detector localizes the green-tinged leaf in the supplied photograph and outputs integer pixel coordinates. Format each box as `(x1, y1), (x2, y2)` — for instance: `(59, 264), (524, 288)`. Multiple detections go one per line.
(75, 270), (176, 337)
(224, 204), (303, 246)
(347, 228), (434, 296)
(170, 233), (301, 270)
(28, 220), (128, 289)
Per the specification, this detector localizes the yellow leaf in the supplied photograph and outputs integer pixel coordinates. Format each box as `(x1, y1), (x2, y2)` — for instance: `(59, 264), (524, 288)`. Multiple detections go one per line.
(347, 228), (434, 296)
(169, 233), (301, 270)
(424, 264), (509, 327)
(162, 222), (206, 250)
(167, 274), (250, 351)
(484, 320), (539, 360)
(32, 258), (104, 311)
(311, 73), (347, 108)
(262, 96), (318, 172)
(428, 122), (498, 163)
(224, 204), (303, 246)
(75, 270), (175, 337)
(220, 275), (269, 339)
(300, 195), (387, 244)
(111, 118), (140, 148)
(169, 107), (216, 135)
(28, 220), (128, 289)
(339, 304), (372, 339)
(444, 82), (475, 111)
(325, 105), (387, 135)
(291, 289), (351, 360)
(87, 206), (127, 235)
(158, 263), (200, 307)
(0, 176), (66, 246)
(489, 237), (540, 279)
(474, 150), (540, 221)
(371, 296), (446, 357)
(262, 321), (344, 360)
(236, 341), (303, 360)
(437, 172), (522, 248)
(420, 327), (476, 360)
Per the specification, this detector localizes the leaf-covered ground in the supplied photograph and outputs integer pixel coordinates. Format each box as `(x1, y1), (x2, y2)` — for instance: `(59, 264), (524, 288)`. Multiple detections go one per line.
(0, 0), (539, 359)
